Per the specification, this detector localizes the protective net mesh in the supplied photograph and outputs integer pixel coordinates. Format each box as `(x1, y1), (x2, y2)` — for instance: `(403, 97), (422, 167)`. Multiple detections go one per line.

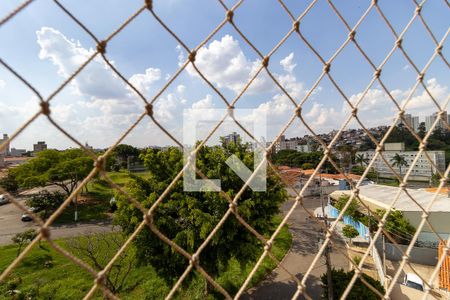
(0, 0), (449, 299)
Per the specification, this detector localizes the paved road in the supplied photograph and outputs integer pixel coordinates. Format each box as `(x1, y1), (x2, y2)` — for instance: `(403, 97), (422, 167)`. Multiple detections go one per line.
(0, 200), (113, 245)
(244, 195), (348, 299)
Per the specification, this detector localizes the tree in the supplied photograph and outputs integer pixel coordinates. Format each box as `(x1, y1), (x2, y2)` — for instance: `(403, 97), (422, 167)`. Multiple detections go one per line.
(272, 150), (336, 173)
(112, 144), (141, 170)
(26, 191), (64, 219)
(334, 195), (360, 219)
(417, 122), (426, 139)
(354, 154), (368, 167)
(390, 153), (408, 176)
(342, 225), (359, 244)
(0, 171), (19, 194)
(336, 145), (356, 172)
(114, 141), (287, 285)
(12, 149), (93, 197)
(321, 268), (384, 299)
(67, 232), (135, 294)
(377, 209), (415, 245)
(12, 229), (37, 257)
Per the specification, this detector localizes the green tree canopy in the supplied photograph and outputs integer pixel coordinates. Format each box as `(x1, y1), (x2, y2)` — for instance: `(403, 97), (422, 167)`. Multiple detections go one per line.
(342, 225), (359, 242)
(272, 150), (336, 173)
(114, 141), (287, 283)
(12, 149), (93, 196)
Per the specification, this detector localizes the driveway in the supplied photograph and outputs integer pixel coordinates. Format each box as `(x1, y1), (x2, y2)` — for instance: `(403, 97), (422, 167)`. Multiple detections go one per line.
(244, 195), (349, 299)
(0, 199), (113, 245)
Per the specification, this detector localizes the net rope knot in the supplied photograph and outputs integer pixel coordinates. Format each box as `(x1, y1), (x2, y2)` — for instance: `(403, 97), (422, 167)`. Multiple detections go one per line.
(227, 106), (235, 118)
(293, 21), (299, 32)
(190, 254), (198, 265)
(229, 202), (237, 212)
(94, 156), (105, 171)
(415, 5), (422, 14)
(348, 30), (356, 41)
(40, 226), (51, 239)
(95, 270), (106, 285)
(40, 101), (51, 116)
(262, 56), (269, 67)
(144, 0), (152, 10)
(417, 73), (424, 82)
(145, 103), (153, 117)
(297, 283), (305, 292)
(323, 63), (331, 73)
(188, 50), (196, 62)
(96, 40), (107, 54)
(295, 106), (302, 118)
(143, 213), (152, 225)
(374, 69), (382, 78)
(264, 241), (272, 251)
(226, 10), (233, 22)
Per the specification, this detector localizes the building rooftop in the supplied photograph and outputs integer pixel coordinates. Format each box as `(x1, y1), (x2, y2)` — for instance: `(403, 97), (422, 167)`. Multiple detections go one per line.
(331, 184), (450, 213)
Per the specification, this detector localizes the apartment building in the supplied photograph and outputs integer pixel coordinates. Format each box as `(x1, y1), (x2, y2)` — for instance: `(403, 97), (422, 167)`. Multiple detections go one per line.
(356, 143), (446, 181)
(33, 141), (47, 153)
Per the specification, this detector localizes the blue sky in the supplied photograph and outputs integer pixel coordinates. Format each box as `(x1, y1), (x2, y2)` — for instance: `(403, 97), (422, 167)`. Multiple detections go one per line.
(0, 0), (449, 150)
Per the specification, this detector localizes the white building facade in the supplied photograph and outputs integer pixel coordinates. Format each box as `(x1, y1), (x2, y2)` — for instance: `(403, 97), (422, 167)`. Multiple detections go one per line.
(357, 144), (446, 181)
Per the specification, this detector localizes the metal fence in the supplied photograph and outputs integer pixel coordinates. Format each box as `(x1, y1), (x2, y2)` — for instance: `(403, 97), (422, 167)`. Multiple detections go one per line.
(1, 0), (449, 299)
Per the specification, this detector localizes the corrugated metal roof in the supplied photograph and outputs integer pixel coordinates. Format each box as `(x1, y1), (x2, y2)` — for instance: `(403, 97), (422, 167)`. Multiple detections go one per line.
(331, 184), (450, 212)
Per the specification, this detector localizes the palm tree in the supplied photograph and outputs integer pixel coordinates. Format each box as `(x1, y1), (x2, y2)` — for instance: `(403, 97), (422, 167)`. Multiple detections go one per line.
(391, 153), (408, 176)
(355, 154), (369, 167)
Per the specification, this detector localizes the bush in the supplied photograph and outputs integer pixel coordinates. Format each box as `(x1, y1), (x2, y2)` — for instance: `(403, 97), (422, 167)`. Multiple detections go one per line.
(321, 269), (384, 299)
(342, 225), (359, 243)
(353, 255), (361, 266)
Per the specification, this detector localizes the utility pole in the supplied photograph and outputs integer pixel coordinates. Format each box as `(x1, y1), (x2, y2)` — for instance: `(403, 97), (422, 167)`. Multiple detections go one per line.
(74, 173), (78, 222)
(320, 170), (334, 300)
(382, 234), (386, 275)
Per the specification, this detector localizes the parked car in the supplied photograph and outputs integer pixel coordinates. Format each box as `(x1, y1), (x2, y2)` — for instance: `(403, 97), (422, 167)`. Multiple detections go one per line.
(21, 214), (33, 222)
(29, 207), (41, 213)
(403, 273), (424, 291)
(0, 194), (9, 205)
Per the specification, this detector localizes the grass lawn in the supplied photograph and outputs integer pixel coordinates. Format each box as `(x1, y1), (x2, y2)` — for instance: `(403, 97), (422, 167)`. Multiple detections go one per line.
(0, 218), (291, 299)
(54, 171), (152, 224)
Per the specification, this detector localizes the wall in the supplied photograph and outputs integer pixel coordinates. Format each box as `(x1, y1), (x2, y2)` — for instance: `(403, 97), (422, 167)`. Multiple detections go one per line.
(390, 283), (436, 300)
(375, 236), (438, 266)
(328, 204), (370, 241)
(370, 236), (385, 286)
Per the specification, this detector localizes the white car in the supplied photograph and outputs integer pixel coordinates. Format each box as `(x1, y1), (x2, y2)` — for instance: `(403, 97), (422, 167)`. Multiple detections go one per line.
(403, 273), (424, 291)
(0, 194), (9, 205)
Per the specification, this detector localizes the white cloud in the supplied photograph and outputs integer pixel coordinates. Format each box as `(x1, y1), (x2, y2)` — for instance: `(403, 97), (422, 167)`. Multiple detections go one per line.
(280, 53), (296, 73)
(0, 79), (5, 89)
(129, 68), (161, 93)
(185, 35), (273, 94)
(32, 26), (174, 146)
(400, 78), (448, 112)
(176, 84), (186, 94)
